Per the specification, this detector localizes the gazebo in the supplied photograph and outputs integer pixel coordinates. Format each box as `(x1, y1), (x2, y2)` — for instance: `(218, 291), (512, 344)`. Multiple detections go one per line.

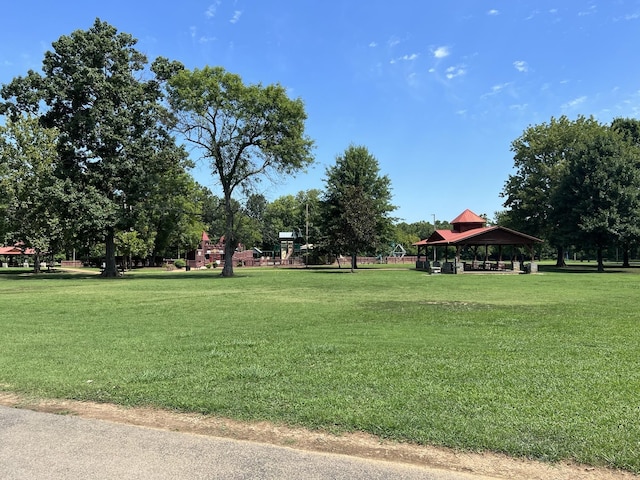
(0, 244), (35, 267)
(413, 209), (543, 274)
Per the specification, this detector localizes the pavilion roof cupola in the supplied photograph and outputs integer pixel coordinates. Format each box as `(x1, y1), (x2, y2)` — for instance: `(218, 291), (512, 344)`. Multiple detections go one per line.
(451, 209), (486, 233)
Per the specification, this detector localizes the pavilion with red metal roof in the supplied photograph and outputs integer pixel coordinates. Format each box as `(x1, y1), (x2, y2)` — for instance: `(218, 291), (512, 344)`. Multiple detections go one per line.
(0, 244), (35, 267)
(413, 209), (542, 273)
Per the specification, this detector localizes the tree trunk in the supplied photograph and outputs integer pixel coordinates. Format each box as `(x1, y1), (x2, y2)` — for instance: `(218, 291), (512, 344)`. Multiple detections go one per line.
(222, 239), (236, 277)
(555, 245), (566, 267)
(597, 246), (604, 272)
(622, 245), (631, 268)
(351, 253), (357, 273)
(221, 194), (236, 277)
(102, 227), (119, 277)
(33, 252), (41, 274)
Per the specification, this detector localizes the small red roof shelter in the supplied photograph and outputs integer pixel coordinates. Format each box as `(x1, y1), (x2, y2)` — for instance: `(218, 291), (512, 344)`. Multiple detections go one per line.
(413, 209), (542, 273)
(0, 245), (35, 256)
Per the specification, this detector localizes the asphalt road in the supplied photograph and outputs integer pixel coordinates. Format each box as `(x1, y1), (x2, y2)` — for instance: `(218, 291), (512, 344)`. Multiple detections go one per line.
(0, 405), (491, 480)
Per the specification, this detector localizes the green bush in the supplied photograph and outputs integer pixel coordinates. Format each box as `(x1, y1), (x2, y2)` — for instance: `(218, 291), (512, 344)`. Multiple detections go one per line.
(174, 259), (186, 269)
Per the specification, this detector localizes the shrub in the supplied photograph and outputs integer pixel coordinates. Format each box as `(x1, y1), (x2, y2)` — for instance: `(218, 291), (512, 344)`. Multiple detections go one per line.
(174, 259), (186, 269)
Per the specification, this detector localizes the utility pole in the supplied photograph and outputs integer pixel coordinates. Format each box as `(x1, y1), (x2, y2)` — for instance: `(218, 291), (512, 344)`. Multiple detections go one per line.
(432, 214), (436, 262)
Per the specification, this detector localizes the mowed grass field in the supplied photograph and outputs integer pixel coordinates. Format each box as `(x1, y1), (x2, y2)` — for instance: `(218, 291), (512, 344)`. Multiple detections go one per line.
(0, 264), (639, 472)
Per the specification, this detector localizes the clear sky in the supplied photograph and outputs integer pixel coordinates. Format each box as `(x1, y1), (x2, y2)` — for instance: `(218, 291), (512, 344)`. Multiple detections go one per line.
(2, 1), (639, 224)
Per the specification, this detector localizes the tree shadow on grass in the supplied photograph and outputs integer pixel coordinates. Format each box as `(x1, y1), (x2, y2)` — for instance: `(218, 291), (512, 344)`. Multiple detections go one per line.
(0, 272), (101, 280)
(538, 263), (640, 274)
(303, 265), (411, 274)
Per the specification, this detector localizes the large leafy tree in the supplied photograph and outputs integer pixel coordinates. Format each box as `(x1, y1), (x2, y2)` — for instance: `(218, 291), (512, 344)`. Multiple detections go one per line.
(134, 172), (208, 264)
(0, 115), (62, 272)
(611, 117), (640, 266)
(1, 19), (187, 277)
(555, 125), (640, 271)
(321, 145), (395, 271)
(502, 115), (603, 266)
(154, 62), (315, 277)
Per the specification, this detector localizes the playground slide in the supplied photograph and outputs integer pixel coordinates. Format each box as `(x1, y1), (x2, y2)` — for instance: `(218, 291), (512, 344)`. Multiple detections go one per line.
(282, 246), (294, 260)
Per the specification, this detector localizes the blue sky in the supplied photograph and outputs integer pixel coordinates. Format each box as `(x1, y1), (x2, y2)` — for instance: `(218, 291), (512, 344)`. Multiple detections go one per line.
(2, 2), (640, 224)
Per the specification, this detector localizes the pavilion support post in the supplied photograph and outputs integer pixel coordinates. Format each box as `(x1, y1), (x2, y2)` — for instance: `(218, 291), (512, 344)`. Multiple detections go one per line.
(455, 245), (462, 274)
(527, 243), (538, 273)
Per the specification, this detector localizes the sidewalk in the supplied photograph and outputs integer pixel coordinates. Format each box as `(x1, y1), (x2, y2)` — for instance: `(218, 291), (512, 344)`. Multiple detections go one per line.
(0, 405), (489, 480)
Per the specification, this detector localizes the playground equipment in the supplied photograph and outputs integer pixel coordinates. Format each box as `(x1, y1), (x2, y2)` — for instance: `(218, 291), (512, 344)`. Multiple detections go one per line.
(389, 243), (406, 258)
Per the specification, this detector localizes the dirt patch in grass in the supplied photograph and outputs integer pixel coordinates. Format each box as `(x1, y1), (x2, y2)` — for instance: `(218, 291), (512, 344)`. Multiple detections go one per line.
(1, 392), (636, 479)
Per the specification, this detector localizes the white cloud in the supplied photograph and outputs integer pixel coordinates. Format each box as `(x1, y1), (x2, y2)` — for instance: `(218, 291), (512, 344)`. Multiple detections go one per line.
(230, 10), (243, 24)
(562, 96), (587, 109)
(407, 72), (419, 87)
(433, 46), (450, 59)
(445, 65), (466, 79)
(369, 41), (378, 48)
(491, 83), (509, 93)
(578, 5), (597, 16)
(190, 26), (214, 44)
(525, 10), (540, 20)
(482, 83), (511, 98)
(513, 60), (529, 72)
(205, 2), (221, 19)
(388, 37), (401, 48)
(391, 53), (418, 65)
(487, 9), (500, 16)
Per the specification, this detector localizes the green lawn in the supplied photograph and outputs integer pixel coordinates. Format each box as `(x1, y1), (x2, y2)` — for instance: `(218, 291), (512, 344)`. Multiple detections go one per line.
(1, 264), (639, 472)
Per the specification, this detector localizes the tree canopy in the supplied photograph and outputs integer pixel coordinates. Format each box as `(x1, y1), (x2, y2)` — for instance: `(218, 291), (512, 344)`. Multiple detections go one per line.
(502, 115), (640, 269)
(155, 62), (315, 276)
(0, 116), (62, 272)
(320, 145), (395, 270)
(1, 19), (188, 276)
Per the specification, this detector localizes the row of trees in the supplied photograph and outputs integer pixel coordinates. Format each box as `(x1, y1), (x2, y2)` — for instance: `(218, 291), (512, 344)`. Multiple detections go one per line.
(500, 115), (640, 271)
(0, 20), (402, 276)
(10, 21), (634, 277)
